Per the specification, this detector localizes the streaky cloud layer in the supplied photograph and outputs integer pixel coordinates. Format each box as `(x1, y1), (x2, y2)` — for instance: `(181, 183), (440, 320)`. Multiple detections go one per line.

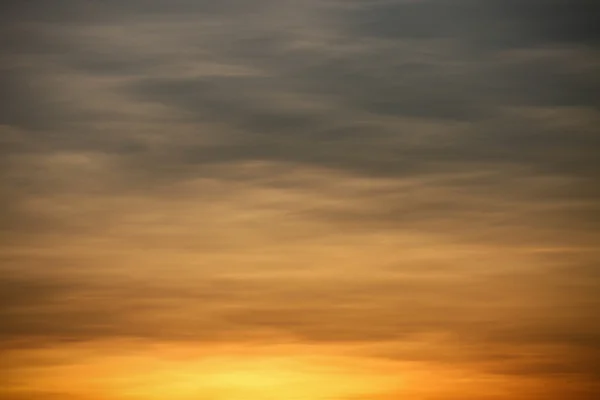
(1, 1), (598, 399)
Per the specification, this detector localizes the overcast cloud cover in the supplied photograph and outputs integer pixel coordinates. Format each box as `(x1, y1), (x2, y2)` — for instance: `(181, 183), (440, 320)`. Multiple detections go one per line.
(1, 1), (599, 399)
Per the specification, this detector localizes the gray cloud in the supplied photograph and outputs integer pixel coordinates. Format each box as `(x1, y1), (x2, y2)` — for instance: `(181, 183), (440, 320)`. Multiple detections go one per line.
(343, 0), (600, 48)
(0, 2), (596, 247)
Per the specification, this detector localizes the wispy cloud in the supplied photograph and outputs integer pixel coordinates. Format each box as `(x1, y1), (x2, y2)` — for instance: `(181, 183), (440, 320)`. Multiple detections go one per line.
(1, 0), (598, 399)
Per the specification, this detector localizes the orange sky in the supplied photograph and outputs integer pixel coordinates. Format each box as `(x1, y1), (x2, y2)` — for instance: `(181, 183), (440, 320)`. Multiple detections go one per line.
(1, 1), (599, 399)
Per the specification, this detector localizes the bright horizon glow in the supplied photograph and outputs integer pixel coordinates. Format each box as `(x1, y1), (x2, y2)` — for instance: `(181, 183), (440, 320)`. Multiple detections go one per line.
(3, 340), (548, 400)
(6, 342), (408, 400)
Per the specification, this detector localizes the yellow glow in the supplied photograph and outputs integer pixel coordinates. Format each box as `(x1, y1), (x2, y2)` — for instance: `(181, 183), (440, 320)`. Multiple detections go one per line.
(9, 341), (406, 400)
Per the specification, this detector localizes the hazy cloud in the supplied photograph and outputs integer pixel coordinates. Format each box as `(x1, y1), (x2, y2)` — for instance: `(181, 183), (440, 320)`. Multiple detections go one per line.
(1, 0), (598, 399)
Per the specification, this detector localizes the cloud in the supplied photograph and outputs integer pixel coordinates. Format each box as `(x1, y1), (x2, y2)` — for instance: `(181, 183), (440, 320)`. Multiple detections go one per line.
(1, 0), (598, 398)
(342, 0), (600, 48)
(1, 167), (598, 388)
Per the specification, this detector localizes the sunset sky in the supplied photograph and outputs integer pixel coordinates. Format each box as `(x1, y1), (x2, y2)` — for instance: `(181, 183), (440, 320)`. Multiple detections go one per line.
(1, 1), (599, 399)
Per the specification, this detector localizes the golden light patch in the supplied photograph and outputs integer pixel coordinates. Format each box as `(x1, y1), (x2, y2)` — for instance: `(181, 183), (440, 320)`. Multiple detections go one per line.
(9, 341), (403, 400)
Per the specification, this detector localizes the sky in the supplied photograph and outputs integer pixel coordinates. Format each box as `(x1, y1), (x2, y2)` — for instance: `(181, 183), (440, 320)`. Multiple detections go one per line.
(1, 1), (599, 399)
